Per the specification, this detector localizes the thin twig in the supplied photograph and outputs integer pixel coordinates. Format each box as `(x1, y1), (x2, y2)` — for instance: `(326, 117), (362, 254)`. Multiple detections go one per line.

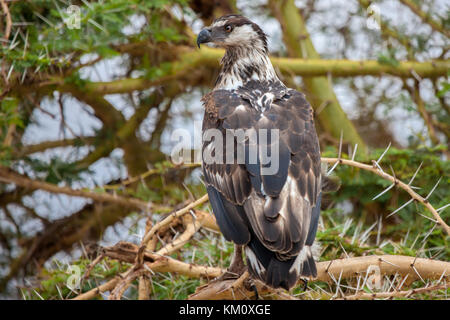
(0, 0), (12, 42)
(321, 158), (450, 235)
(138, 194), (209, 263)
(0, 166), (152, 210)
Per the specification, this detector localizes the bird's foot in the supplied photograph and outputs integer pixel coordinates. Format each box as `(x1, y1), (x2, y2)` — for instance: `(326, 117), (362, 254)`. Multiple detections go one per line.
(299, 278), (308, 291)
(243, 278), (259, 300)
(214, 262), (247, 282)
(217, 271), (250, 298)
(214, 246), (247, 282)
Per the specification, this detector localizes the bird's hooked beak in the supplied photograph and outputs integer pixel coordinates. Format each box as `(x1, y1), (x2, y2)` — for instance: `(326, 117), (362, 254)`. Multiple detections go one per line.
(197, 29), (212, 48)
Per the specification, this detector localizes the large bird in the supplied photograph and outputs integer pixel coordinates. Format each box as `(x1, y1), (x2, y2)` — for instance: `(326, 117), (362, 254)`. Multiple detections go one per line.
(198, 15), (322, 290)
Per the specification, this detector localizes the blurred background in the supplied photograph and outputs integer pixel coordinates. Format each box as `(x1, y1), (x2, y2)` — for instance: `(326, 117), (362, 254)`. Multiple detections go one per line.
(0, 0), (448, 299)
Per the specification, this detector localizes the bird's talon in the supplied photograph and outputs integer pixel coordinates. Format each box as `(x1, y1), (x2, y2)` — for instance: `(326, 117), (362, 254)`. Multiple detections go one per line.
(300, 278), (308, 291)
(251, 284), (259, 300)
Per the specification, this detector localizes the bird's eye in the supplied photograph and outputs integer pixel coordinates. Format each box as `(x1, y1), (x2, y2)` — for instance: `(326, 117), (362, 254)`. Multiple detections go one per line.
(224, 25), (232, 32)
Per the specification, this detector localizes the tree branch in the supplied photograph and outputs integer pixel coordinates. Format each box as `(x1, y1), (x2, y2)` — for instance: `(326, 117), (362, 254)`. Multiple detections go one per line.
(358, 0), (415, 59)
(0, 166), (150, 210)
(399, 0), (449, 37)
(73, 278), (120, 300)
(0, 0), (12, 43)
(412, 80), (439, 144)
(322, 157), (450, 235)
(38, 47), (450, 96)
(316, 255), (450, 283)
(190, 254), (450, 300)
(138, 194), (209, 262)
(15, 137), (96, 156)
(268, 0), (366, 149)
(339, 283), (448, 300)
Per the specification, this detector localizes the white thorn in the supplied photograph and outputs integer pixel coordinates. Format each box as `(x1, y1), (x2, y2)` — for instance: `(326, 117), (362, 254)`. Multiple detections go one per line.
(416, 212), (437, 223)
(376, 216), (382, 246)
(421, 223), (437, 245)
(425, 177), (442, 200)
(376, 142), (391, 164)
(351, 143), (358, 161)
(386, 198), (414, 218)
(408, 162), (423, 186)
(379, 258), (400, 268)
(372, 183), (395, 200)
(436, 203), (450, 212)
(398, 274), (409, 290)
(373, 160), (385, 174)
(338, 130), (343, 160)
(326, 161), (339, 176)
(6, 63), (14, 81)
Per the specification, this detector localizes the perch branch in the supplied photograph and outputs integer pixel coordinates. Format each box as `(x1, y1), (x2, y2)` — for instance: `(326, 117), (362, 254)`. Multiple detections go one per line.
(190, 255), (450, 300)
(82, 241), (450, 300)
(315, 255), (450, 283)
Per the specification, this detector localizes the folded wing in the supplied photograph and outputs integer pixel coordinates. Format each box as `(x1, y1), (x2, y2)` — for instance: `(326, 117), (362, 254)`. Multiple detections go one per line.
(202, 81), (321, 289)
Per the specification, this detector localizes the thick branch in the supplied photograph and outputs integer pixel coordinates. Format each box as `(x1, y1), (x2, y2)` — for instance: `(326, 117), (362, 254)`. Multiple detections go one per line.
(16, 137), (96, 156)
(189, 255), (450, 300)
(40, 47), (450, 96)
(75, 235), (450, 300)
(272, 55), (448, 78)
(316, 255), (450, 283)
(340, 283), (448, 300)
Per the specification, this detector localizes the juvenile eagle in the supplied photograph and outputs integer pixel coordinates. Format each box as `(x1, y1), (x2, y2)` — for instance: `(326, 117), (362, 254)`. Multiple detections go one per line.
(198, 15), (321, 290)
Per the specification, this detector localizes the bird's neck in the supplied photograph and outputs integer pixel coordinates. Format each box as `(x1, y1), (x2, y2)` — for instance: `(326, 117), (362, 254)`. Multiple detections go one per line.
(214, 46), (280, 90)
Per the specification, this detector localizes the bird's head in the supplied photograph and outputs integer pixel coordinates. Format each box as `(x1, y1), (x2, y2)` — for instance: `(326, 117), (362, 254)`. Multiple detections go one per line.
(197, 15), (268, 52)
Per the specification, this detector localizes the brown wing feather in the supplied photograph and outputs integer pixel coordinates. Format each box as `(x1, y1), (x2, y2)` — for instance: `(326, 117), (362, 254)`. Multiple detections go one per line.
(201, 83), (321, 283)
(240, 89), (321, 258)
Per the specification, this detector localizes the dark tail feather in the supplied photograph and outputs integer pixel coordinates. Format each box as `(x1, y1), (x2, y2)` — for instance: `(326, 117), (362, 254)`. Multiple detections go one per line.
(245, 235), (317, 290)
(245, 246), (297, 290)
(296, 247), (317, 278)
(265, 258), (298, 290)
